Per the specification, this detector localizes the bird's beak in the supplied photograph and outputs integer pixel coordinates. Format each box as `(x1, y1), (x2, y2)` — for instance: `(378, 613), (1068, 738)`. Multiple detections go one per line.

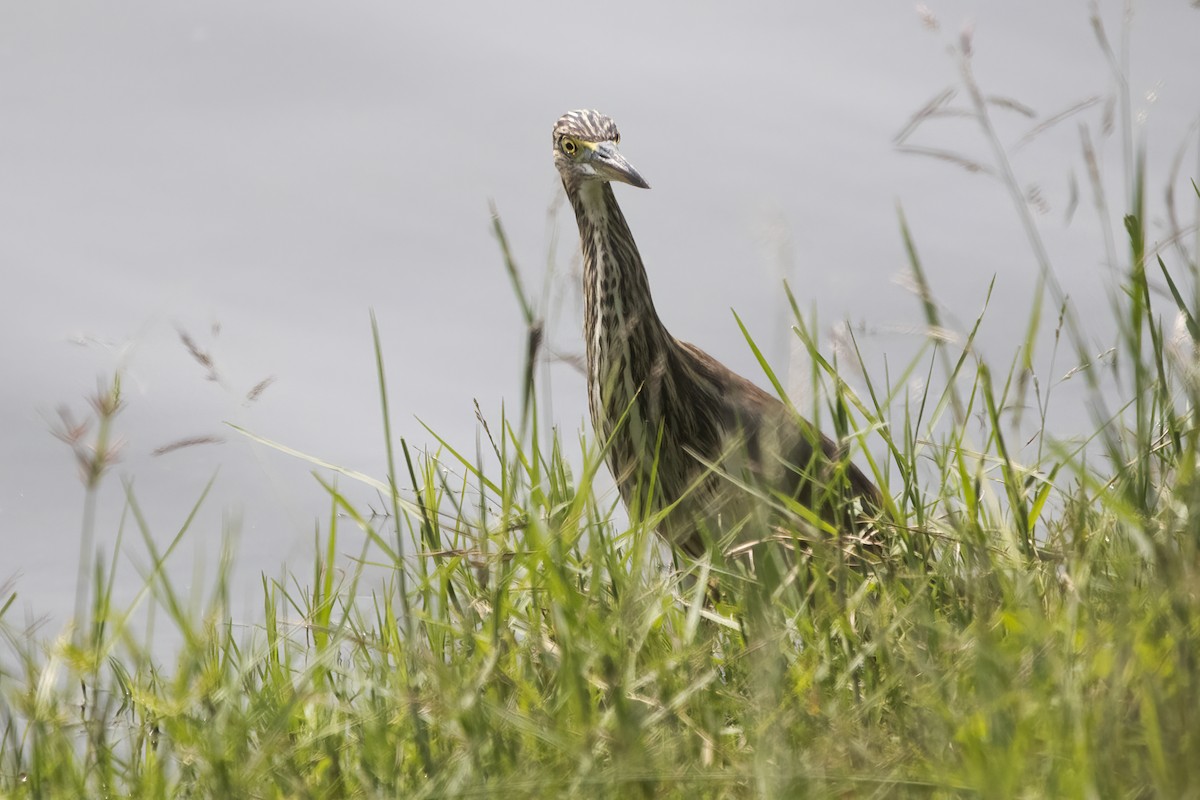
(591, 141), (650, 189)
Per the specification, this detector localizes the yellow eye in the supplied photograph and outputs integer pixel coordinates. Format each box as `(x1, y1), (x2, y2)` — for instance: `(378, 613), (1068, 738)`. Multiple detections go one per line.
(562, 139), (577, 156)
(614, 133), (620, 145)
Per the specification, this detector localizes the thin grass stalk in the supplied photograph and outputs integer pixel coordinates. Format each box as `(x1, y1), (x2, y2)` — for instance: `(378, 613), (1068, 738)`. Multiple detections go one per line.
(368, 310), (435, 776)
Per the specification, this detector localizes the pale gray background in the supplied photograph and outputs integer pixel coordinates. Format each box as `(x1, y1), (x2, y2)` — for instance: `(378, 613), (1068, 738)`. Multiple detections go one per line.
(2, 1), (1198, 628)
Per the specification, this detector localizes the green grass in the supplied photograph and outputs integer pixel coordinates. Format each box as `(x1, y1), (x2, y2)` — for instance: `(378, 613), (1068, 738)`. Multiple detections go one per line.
(4, 19), (1200, 799)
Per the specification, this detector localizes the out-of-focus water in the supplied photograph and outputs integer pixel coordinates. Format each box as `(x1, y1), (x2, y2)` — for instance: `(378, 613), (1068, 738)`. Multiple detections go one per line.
(2, 1), (1197, 629)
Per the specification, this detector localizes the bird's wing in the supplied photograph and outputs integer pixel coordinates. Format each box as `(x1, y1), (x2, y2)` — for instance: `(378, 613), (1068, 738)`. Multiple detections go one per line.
(674, 338), (882, 514)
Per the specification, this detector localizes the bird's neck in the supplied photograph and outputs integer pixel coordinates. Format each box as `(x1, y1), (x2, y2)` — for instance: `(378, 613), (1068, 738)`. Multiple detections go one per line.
(568, 180), (669, 342)
(566, 180), (674, 438)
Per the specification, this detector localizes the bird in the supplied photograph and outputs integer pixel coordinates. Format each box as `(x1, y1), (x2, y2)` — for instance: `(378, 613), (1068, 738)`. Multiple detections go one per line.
(552, 109), (882, 564)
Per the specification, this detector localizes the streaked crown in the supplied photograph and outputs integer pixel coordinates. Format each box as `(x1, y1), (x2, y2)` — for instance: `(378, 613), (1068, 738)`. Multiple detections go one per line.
(553, 109), (621, 146)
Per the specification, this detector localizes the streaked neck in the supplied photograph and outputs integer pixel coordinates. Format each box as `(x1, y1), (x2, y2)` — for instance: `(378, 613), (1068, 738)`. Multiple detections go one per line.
(565, 179), (673, 441)
(567, 181), (668, 344)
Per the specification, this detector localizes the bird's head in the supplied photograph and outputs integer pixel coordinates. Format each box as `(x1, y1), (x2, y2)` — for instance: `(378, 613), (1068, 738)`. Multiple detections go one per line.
(552, 109), (650, 190)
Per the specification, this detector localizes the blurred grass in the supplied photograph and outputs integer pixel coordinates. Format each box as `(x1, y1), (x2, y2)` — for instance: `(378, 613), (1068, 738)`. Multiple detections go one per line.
(4, 14), (1200, 799)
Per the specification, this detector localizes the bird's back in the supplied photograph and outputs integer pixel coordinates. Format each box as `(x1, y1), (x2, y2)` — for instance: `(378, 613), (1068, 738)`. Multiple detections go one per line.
(601, 336), (881, 559)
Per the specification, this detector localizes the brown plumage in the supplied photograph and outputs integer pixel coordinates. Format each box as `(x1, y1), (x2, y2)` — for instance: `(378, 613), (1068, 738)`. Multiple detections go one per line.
(552, 109), (882, 560)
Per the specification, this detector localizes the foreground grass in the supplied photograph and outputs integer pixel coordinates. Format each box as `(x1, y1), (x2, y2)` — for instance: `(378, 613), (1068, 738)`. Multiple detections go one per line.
(5, 20), (1200, 800)
(8, 310), (1200, 799)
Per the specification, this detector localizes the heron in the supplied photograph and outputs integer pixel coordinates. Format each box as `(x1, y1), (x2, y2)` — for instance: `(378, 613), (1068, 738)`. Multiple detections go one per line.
(552, 109), (882, 565)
